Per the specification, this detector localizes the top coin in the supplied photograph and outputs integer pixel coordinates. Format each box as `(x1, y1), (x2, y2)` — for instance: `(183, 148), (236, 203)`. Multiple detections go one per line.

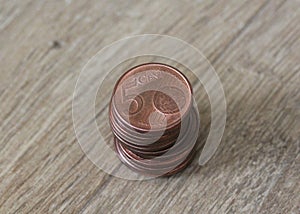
(111, 63), (192, 132)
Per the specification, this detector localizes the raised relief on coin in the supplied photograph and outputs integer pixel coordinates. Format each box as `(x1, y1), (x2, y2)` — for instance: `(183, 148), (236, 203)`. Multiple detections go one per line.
(128, 90), (158, 131)
(136, 70), (162, 85)
(120, 79), (142, 116)
(119, 70), (162, 117)
(121, 77), (137, 102)
(128, 95), (143, 115)
(148, 111), (167, 127)
(153, 87), (186, 114)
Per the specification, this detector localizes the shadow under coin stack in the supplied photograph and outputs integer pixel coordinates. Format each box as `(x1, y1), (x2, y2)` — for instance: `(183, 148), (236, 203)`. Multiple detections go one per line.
(109, 63), (200, 176)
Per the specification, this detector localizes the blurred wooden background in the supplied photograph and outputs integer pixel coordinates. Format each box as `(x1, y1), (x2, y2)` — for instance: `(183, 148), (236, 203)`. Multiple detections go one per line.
(0, 0), (299, 213)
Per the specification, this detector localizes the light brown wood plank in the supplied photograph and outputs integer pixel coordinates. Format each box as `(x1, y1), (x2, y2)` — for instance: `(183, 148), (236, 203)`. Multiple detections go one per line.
(0, 0), (299, 213)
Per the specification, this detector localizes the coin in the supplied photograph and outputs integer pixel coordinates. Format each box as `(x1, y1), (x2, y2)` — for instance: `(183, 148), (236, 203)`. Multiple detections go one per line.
(109, 63), (199, 176)
(112, 63), (192, 132)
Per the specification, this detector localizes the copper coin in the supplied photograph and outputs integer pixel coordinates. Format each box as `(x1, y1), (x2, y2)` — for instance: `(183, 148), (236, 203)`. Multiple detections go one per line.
(114, 136), (197, 176)
(109, 63), (199, 177)
(109, 106), (184, 145)
(111, 63), (192, 133)
(114, 107), (198, 158)
(109, 107), (189, 149)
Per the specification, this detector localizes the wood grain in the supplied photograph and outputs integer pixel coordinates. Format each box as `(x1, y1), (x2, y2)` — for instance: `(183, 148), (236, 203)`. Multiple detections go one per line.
(0, 0), (299, 213)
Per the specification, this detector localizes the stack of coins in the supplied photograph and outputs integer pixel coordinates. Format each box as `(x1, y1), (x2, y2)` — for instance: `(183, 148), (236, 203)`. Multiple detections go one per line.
(109, 63), (199, 176)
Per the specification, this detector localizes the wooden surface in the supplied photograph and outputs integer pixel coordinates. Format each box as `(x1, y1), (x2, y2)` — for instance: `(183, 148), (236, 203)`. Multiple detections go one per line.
(1, 0), (299, 213)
